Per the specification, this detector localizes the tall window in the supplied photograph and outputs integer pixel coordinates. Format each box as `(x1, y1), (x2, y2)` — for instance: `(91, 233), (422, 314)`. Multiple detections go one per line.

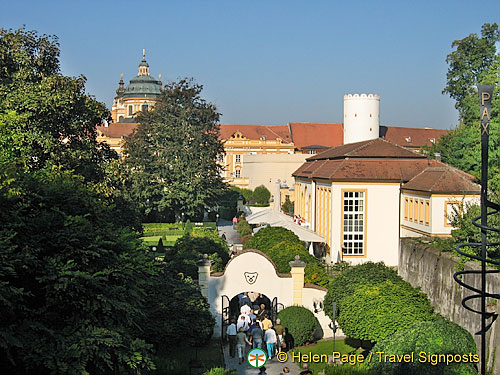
(235, 169), (241, 178)
(128, 105), (133, 116)
(342, 191), (365, 256)
(142, 104), (149, 112)
(235, 154), (241, 163)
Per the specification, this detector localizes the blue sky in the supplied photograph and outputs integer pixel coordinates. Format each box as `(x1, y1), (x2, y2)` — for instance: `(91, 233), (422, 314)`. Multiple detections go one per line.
(2, 1), (499, 129)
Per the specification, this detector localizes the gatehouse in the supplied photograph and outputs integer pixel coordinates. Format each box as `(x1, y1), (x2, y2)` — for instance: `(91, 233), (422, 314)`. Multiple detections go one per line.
(197, 249), (333, 339)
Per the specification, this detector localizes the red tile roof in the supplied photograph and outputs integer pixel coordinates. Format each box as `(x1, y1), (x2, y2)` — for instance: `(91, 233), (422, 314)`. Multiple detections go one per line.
(96, 123), (138, 138)
(403, 167), (479, 194)
(380, 126), (448, 148)
(307, 138), (427, 161)
(294, 159), (449, 182)
(219, 124), (291, 142)
(288, 122), (343, 150)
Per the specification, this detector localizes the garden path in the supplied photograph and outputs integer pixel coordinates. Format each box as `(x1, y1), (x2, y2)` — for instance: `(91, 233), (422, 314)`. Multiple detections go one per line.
(218, 219), (242, 246)
(223, 343), (302, 375)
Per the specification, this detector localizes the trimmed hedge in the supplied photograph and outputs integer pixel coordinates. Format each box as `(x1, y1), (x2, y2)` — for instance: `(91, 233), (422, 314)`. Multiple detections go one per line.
(324, 262), (403, 320)
(268, 241), (329, 287)
(244, 226), (302, 252)
(338, 280), (435, 342)
(278, 306), (319, 346)
(369, 319), (478, 375)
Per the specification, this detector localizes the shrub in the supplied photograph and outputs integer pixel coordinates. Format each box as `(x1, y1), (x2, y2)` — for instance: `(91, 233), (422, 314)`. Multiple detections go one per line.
(338, 280), (435, 342)
(369, 318), (478, 375)
(268, 241), (329, 287)
(324, 365), (378, 375)
(237, 217), (252, 236)
(139, 265), (214, 349)
(281, 196), (294, 215)
(324, 262), (403, 320)
(168, 231), (229, 278)
(203, 368), (237, 375)
(245, 226), (302, 251)
(278, 306), (320, 346)
(184, 219), (194, 234)
(253, 185), (271, 204)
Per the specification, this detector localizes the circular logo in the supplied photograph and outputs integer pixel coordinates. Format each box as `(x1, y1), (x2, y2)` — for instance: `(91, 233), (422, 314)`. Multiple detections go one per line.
(247, 348), (267, 368)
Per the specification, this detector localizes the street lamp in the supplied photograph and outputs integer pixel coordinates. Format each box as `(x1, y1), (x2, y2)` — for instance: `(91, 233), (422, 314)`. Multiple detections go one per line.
(328, 302), (338, 353)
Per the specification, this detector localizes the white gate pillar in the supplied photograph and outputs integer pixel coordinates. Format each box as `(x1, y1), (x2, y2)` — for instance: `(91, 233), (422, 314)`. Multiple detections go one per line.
(197, 254), (211, 299)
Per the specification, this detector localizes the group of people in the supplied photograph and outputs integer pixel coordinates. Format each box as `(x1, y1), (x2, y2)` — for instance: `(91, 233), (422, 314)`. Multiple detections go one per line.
(226, 292), (294, 365)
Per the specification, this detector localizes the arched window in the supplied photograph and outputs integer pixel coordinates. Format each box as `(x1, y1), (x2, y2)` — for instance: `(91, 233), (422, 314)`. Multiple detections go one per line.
(118, 116), (124, 122)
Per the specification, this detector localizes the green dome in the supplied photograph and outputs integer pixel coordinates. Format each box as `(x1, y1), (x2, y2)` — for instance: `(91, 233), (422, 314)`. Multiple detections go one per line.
(123, 74), (161, 98)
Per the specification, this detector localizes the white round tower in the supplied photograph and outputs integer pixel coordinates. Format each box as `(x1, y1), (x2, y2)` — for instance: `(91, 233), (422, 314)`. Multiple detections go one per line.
(343, 93), (380, 145)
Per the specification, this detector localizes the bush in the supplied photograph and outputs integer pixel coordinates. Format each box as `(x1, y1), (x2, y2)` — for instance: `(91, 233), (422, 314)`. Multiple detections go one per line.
(369, 318), (478, 375)
(278, 306), (320, 346)
(253, 185), (271, 204)
(203, 368), (237, 375)
(168, 230), (229, 278)
(139, 265), (215, 349)
(237, 216), (252, 236)
(324, 262), (403, 320)
(281, 196), (294, 215)
(268, 241), (329, 287)
(324, 365), (378, 375)
(338, 280), (435, 342)
(245, 226), (302, 251)
(184, 219), (194, 234)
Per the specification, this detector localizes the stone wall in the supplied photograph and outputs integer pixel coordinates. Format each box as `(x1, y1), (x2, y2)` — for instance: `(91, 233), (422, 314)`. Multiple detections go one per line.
(399, 238), (500, 373)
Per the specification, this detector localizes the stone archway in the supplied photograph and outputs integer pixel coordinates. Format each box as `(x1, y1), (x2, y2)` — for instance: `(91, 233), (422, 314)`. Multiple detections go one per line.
(197, 249), (308, 337)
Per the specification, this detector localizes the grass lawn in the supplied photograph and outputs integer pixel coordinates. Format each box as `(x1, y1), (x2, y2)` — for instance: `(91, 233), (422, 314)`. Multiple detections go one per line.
(153, 340), (224, 375)
(292, 339), (361, 374)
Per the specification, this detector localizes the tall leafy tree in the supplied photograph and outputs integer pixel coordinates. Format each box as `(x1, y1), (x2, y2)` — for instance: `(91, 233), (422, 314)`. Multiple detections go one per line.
(0, 28), (215, 374)
(434, 23), (500, 193)
(442, 23), (500, 126)
(124, 79), (227, 221)
(0, 27), (115, 182)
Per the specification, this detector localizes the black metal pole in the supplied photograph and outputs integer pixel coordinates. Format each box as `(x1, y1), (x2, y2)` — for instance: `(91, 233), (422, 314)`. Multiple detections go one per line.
(478, 84), (493, 375)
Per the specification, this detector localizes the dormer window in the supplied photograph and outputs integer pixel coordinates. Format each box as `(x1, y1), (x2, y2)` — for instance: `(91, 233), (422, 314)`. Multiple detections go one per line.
(405, 137), (412, 143)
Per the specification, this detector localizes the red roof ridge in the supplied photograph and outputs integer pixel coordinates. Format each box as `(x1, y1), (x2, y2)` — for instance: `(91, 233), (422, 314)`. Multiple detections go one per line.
(265, 125), (286, 140)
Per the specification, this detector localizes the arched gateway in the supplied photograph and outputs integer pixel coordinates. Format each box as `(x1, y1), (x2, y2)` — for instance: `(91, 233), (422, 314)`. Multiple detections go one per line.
(197, 249), (332, 338)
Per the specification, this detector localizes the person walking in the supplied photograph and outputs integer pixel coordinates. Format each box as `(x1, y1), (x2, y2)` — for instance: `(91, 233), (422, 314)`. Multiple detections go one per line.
(236, 327), (252, 364)
(261, 314), (273, 332)
(274, 319), (285, 353)
(226, 319), (237, 358)
(264, 327), (277, 360)
(250, 321), (264, 349)
(237, 314), (250, 332)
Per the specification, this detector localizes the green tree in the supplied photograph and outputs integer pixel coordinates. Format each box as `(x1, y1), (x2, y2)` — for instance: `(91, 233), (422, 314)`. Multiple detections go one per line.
(0, 169), (156, 374)
(370, 319), (477, 375)
(338, 280), (434, 343)
(167, 228), (230, 279)
(442, 23), (500, 125)
(123, 79), (227, 222)
(434, 23), (500, 193)
(253, 185), (271, 204)
(324, 262), (403, 320)
(0, 28), (115, 182)
(244, 226), (302, 251)
(137, 264), (214, 350)
(267, 241), (328, 287)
